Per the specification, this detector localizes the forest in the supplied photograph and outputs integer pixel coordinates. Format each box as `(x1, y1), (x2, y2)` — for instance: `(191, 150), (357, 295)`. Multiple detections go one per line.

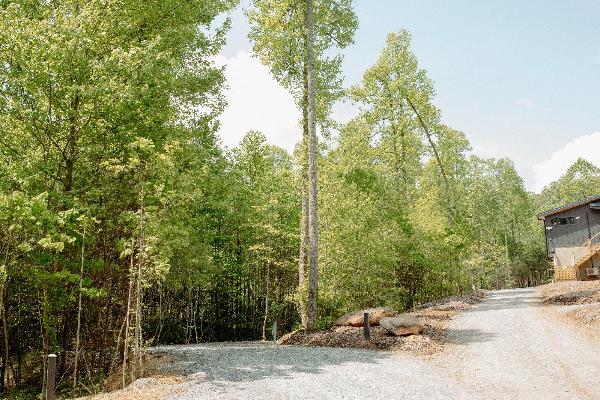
(0, 0), (597, 398)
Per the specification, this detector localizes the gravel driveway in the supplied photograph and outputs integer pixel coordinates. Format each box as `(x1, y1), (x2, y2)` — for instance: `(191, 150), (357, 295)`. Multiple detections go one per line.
(437, 288), (600, 400)
(153, 343), (466, 399)
(150, 288), (600, 400)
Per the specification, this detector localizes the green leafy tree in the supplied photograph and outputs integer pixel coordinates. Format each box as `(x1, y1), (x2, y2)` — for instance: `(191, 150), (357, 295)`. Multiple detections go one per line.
(247, 0), (357, 328)
(0, 0), (237, 394)
(536, 158), (600, 212)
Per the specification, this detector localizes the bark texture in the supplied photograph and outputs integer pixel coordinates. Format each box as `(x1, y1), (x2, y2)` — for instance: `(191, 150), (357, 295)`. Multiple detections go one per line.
(305, 0), (319, 330)
(298, 24), (310, 329)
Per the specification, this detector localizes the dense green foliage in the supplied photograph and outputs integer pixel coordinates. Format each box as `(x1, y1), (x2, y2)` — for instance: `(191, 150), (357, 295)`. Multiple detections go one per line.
(534, 158), (600, 213)
(248, 0), (358, 329)
(318, 32), (548, 319)
(0, 0), (591, 398)
(0, 0), (245, 395)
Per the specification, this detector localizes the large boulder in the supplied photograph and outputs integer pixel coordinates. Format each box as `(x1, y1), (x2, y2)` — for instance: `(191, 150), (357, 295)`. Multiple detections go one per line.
(380, 315), (423, 336)
(334, 307), (397, 327)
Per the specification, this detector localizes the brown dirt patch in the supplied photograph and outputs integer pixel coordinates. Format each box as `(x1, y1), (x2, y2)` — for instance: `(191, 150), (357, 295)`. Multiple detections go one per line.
(537, 281), (600, 339)
(278, 291), (485, 356)
(538, 281), (600, 304)
(79, 376), (187, 400)
(78, 352), (189, 400)
(537, 281), (600, 305)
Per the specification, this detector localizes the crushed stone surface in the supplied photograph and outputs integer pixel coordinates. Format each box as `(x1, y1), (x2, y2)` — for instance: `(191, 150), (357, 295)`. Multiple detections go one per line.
(84, 288), (600, 400)
(152, 342), (469, 400)
(435, 288), (600, 400)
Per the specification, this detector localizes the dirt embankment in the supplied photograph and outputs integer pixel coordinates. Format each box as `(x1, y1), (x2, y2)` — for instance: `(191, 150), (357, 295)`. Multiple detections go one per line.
(278, 291), (484, 355)
(537, 281), (600, 338)
(78, 352), (186, 400)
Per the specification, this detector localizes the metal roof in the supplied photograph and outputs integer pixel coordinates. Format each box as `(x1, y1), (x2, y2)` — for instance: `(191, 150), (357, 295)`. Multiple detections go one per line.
(537, 193), (600, 220)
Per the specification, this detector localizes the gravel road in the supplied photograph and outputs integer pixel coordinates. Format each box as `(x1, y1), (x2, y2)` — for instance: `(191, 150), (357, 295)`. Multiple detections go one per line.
(151, 288), (600, 400)
(437, 288), (600, 400)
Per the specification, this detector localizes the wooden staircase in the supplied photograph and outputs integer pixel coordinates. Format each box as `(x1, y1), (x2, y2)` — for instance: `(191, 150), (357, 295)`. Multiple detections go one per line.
(571, 232), (600, 278)
(555, 232), (600, 281)
(573, 242), (600, 269)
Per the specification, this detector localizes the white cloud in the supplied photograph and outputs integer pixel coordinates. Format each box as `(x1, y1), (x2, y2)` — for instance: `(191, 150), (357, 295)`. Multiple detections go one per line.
(214, 51), (301, 152)
(532, 132), (600, 192)
(514, 97), (535, 109)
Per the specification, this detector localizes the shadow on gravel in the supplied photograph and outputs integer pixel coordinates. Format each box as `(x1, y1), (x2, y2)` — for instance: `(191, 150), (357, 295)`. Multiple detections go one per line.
(443, 329), (497, 345)
(470, 289), (537, 312)
(151, 342), (390, 384)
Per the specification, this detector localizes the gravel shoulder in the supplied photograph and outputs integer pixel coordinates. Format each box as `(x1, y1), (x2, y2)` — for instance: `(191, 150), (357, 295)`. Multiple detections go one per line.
(536, 281), (600, 339)
(82, 287), (600, 400)
(434, 288), (600, 400)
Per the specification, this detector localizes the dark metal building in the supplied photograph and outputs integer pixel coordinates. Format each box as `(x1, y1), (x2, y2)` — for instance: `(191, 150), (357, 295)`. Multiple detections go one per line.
(537, 194), (600, 281)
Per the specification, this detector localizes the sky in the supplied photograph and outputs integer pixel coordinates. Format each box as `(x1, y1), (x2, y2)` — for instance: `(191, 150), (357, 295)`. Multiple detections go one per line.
(214, 0), (600, 193)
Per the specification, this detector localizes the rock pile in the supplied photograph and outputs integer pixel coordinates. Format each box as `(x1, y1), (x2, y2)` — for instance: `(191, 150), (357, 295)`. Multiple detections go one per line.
(278, 292), (484, 354)
(380, 316), (424, 336)
(334, 307), (423, 337)
(334, 307), (396, 327)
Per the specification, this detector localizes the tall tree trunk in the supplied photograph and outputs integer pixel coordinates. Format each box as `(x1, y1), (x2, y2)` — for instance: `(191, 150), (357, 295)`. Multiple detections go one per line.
(305, 0), (319, 330)
(41, 288), (49, 395)
(261, 263), (270, 341)
(298, 195), (309, 323)
(0, 283), (8, 392)
(504, 229), (511, 288)
(0, 242), (10, 392)
(63, 92), (79, 192)
(72, 225), (86, 396)
(298, 37), (310, 329)
(14, 286), (21, 386)
(122, 240), (134, 389)
(134, 169), (146, 378)
(155, 286), (164, 344)
(186, 284), (192, 344)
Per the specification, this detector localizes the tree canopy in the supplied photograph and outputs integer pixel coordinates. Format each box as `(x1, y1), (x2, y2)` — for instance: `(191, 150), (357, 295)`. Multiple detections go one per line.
(0, 2), (576, 397)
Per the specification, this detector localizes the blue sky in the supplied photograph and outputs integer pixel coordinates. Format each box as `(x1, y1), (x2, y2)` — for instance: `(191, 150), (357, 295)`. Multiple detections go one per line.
(216, 0), (600, 192)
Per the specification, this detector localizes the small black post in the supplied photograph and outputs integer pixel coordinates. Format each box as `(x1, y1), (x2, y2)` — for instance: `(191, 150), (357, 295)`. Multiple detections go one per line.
(272, 321), (277, 342)
(363, 312), (370, 341)
(46, 354), (57, 400)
